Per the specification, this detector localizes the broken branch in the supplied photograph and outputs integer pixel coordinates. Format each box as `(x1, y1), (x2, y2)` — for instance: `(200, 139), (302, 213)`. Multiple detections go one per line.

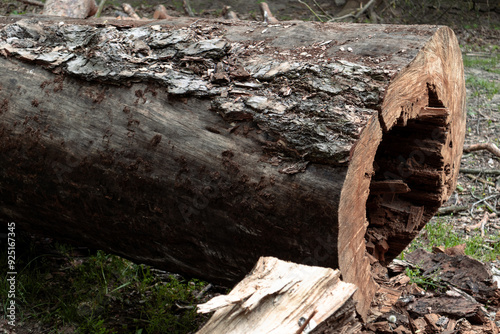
(122, 3), (140, 19)
(259, 2), (279, 24)
(19, 0), (44, 6)
(463, 142), (500, 158)
(460, 168), (500, 175)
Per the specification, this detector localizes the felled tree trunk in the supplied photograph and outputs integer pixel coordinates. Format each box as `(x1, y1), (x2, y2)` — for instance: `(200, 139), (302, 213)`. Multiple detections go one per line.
(0, 16), (466, 318)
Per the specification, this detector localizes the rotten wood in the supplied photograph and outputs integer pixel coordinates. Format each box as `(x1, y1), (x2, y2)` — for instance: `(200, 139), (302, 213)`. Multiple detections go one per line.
(369, 180), (410, 194)
(196, 257), (358, 334)
(0, 17), (466, 318)
(405, 249), (500, 306)
(43, 0), (97, 18)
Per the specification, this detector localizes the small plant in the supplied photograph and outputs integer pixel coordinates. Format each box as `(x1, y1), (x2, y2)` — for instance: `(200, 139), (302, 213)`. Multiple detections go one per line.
(405, 267), (445, 291)
(463, 53), (500, 74)
(404, 217), (500, 262)
(0, 234), (209, 333)
(466, 76), (500, 100)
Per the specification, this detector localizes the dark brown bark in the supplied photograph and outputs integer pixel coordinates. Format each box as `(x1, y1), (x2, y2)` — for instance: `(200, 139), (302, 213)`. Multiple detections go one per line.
(0, 16), (466, 318)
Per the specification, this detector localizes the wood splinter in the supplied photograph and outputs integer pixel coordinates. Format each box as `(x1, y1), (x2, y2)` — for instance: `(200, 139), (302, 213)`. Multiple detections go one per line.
(122, 3), (140, 20)
(153, 5), (173, 20)
(196, 257), (358, 334)
(259, 2), (279, 24)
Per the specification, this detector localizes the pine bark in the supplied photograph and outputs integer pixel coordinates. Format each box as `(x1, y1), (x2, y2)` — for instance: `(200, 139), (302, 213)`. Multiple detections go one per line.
(0, 16), (466, 318)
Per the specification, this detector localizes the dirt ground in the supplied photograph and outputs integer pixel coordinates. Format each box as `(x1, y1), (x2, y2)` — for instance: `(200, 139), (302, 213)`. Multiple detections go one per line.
(1, 0), (500, 333)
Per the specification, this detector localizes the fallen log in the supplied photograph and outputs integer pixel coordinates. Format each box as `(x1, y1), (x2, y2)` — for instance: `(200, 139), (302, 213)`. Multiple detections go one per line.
(0, 16), (466, 318)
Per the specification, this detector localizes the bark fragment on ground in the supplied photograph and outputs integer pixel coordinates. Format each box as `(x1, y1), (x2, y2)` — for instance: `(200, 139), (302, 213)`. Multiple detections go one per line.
(366, 248), (500, 334)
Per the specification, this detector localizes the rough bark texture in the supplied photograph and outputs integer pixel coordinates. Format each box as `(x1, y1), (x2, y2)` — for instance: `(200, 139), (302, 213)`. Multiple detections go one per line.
(0, 16), (466, 318)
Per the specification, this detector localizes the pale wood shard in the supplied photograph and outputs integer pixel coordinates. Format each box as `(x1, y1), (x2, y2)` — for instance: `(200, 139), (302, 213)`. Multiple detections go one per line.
(122, 3), (140, 20)
(153, 5), (172, 20)
(196, 257), (358, 334)
(259, 2), (279, 24)
(222, 6), (239, 20)
(43, 0), (97, 18)
(0, 17), (466, 318)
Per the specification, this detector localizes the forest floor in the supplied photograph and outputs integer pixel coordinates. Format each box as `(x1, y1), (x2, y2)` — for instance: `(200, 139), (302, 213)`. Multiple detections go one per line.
(0, 0), (500, 333)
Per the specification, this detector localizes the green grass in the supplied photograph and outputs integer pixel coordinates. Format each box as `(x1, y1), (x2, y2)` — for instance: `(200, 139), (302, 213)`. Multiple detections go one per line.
(463, 54), (500, 73)
(403, 217), (500, 262)
(0, 234), (209, 333)
(405, 267), (445, 291)
(466, 76), (500, 99)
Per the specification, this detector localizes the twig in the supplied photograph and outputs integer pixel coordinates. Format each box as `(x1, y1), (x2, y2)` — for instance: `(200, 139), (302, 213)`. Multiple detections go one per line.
(460, 168), (500, 175)
(94, 0), (106, 18)
(298, 0), (324, 22)
(183, 0), (195, 17)
(18, 0), (44, 6)
(295, 309), (317, 334)
(437, 205), (468, 216)
(354, 0), (378, 19)
(312, 0), (332, 20)
(463, 142), (500, 158)
(480, 212), (489, 237)
(466, 174), (496, 187)
(195, 283), (213, 300)
(329, 12), (355, 21)
(329, 0), (378, 22)
(470, 193), (499, 216)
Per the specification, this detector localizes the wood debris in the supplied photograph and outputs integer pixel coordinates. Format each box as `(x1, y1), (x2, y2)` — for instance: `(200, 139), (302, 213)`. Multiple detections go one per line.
(122, 3), (140, 20)
(259, 2), (279, 24)
(366, 248), (500, 333)
(153, 5), (172, 20)
(196, 257), (359, 334)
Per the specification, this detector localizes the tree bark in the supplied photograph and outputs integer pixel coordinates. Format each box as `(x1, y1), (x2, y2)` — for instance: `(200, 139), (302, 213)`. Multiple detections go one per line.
(0, 16), (466, 318)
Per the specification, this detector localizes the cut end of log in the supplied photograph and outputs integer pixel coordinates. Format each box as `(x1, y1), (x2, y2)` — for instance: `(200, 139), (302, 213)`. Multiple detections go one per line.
(338, 26), (465, 318)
